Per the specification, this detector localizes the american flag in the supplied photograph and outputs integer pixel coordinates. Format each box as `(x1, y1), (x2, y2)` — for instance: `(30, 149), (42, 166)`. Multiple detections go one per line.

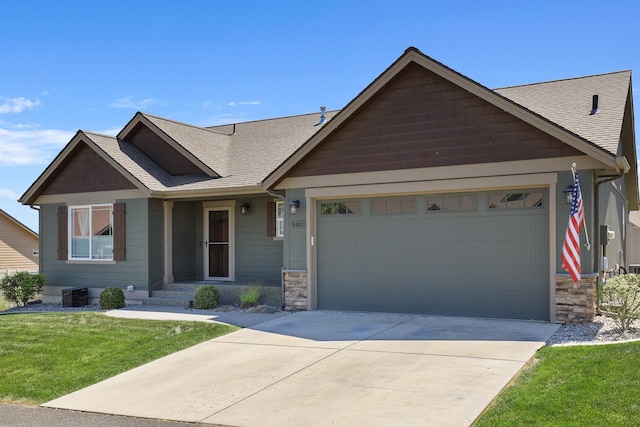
(561, 172), (584, 282)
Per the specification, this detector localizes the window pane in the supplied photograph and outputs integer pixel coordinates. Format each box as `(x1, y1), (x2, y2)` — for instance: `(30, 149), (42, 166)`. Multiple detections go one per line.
(489, 194), (506, 209)
(443, 197), (459, 211)
(371, 199), (386, 215)
(427, 197), (443, 211)
(401, 198), (417, 213)
(459, 196), (477, 211)
(71, 208), (90, 258)
(525, 192), (543, 207)
(347, 201), (362, 215)
(321, 203), (334, 215)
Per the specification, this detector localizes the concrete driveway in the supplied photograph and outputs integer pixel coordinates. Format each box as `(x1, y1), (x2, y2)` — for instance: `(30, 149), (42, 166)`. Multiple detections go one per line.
(44, 311), (559, 426)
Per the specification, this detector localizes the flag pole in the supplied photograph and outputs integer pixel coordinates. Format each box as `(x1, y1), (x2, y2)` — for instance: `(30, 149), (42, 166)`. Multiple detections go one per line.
(571, 163), (591, 250)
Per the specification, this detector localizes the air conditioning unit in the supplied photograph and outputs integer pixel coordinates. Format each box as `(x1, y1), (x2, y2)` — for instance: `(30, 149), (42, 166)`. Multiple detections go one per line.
(629, 265), (640, 274)
(62, 287), (88, 307)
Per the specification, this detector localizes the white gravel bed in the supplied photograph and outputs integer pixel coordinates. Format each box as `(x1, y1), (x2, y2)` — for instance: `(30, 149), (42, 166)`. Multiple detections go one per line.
(546, 315), (640, 346)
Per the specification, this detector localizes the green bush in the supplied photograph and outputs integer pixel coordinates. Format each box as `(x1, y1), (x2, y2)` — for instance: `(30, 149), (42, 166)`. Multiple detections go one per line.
(193, 285), (220, 309)
(238, 281), (264, 309)
(0, 271), (45, 307)
(99, 287), (126, 309)
(600, 274), (640, 331)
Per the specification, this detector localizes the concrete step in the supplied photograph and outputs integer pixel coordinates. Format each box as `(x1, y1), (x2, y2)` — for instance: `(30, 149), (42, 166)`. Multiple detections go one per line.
(142, 297), (192, 308)
(152, 290), (195, 299)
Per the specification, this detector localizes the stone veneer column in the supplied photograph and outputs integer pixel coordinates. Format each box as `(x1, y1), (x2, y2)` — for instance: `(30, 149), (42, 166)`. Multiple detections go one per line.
(555, 274), (597, 324)
(283, 270), (308, 311)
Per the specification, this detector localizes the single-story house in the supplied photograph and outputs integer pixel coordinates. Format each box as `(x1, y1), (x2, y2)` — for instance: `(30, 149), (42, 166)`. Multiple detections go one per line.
(0, 209), (39, 275)
(20, 47), (637, 323)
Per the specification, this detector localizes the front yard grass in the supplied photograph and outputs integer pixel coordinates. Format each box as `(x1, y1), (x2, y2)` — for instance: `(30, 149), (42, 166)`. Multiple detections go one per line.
(474, 341), (640, 426)
(0, 312), (237, 404)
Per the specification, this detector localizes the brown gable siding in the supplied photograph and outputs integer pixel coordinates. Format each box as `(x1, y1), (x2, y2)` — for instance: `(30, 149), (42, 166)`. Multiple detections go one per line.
(42, 144), (137, 196)
(127, 123), (203, 176)
(288, 63), (582, 177)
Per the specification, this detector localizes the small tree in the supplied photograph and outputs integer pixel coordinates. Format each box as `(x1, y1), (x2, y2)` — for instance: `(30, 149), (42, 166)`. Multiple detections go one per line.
(0, 271), (46, 307)
(600, 274), (640, 331)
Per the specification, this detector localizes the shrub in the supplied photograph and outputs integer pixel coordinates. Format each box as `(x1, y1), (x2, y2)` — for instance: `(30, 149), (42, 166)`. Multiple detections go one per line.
(600, 274), (640, 331)
(0, 271), (45, 307)
(193, 285), (220, 309)
(238, 281), (264, 309)
(99, 287), (126, 309)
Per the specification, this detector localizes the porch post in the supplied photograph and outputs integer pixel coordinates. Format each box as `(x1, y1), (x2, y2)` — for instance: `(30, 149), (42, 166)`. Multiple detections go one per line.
(163, 201), (174, 284)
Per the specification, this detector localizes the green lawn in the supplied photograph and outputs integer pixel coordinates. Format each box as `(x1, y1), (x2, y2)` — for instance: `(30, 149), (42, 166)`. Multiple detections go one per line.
(0, 312), (237, 404)
(474, 341), (640, 426)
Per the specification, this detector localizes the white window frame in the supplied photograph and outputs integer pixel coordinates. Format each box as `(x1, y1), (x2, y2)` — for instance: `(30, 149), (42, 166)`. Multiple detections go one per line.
(68, 204), (114, 261)
(276, 201), (285, 238)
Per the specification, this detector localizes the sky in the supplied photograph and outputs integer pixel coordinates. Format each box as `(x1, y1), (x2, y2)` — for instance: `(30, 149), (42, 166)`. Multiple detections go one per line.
(1, 0), (639, 233)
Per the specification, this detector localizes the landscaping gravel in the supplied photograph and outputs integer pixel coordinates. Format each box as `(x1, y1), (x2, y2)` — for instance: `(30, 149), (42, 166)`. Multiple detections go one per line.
(4, 303), (640, 346)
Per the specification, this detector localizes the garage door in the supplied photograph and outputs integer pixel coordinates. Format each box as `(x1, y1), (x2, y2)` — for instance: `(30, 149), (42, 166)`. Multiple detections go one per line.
(316, 190), (549, 320)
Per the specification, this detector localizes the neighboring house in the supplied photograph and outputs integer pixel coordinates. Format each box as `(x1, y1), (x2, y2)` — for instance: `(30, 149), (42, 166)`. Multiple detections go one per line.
(0, 209), (39, 275)
(20, 47), (637, 323)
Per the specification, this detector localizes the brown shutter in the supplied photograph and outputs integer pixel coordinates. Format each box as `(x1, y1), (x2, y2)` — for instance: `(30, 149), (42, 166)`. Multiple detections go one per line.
(57, 206), (68, 260)
(113, 203), (126, 261)
(267, 201), (276, 237)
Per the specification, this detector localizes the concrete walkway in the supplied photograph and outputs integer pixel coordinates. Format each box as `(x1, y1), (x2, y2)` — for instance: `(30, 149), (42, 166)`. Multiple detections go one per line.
(44, 310), (559, 426)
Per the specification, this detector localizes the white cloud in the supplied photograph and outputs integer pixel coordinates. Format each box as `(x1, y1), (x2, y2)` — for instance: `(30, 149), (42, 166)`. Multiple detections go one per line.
(108, 96), (158, 109)
(227, 101), (261, 107)
(0, 97), (41, 114)
(0, 188), (20, 199)
(0, 127), (74, 166)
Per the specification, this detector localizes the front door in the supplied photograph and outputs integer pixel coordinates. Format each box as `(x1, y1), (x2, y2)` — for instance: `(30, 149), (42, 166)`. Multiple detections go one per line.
(204, 205), (235, 281)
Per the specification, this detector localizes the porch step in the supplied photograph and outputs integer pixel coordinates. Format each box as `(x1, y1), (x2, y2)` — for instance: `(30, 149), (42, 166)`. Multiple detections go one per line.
(142, 296), (192, 308)
(152, 290), (195, 299)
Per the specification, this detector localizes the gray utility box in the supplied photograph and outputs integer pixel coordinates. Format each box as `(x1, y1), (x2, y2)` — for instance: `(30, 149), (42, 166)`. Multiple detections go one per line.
(62, 287), (88, 307)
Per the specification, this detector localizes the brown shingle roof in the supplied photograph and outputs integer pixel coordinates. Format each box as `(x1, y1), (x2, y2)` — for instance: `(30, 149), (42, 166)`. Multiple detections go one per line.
(83, 111), (338, 195)
(495, 71), (631, 155)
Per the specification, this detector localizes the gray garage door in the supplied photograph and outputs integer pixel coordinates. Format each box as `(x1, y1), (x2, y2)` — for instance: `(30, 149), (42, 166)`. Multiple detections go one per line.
(316, 190), (549, 320)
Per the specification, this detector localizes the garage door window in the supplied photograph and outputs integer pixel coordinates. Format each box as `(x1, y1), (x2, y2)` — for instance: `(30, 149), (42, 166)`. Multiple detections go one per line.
(371, 197), (416, 215)
(321, 201), (362, 215)
(427, 195), (477, 212)
(489, 192), (544, 209)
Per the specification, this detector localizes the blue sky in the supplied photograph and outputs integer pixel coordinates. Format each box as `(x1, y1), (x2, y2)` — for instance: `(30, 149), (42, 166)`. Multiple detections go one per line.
(1, 1), (639, 232)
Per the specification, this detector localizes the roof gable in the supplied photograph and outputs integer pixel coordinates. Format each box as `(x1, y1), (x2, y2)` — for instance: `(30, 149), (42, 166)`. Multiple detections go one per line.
(285, 62), (582, 178)
(264, 47), (629, 188)
(119, 112), (228, 178)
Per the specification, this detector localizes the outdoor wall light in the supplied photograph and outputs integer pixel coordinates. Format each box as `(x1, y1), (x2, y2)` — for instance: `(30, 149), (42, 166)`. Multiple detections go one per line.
(241, 203), (250, 215)
(563, 185), (575, 204)
(289, 200), (301, 215)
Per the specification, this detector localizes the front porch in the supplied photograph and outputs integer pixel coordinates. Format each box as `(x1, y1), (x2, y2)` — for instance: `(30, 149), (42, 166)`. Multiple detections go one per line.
(144, 281), (284, 308)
